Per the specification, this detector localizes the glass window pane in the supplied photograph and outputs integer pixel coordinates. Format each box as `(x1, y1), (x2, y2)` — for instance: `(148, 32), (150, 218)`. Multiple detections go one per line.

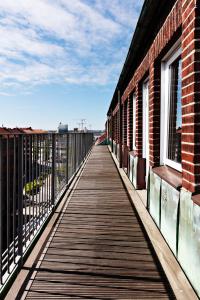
(167, 56), (182, 164)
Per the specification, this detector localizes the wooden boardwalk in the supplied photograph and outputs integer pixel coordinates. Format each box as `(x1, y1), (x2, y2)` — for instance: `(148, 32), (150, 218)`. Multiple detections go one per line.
(21, 146), (175, 299)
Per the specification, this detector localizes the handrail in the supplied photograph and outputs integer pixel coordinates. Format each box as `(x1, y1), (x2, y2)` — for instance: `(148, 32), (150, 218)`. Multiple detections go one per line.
(0, 132), (94, 292)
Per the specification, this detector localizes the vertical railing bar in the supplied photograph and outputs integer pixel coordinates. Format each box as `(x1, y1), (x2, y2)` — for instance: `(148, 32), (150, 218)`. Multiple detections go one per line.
(0, 136), (2, 284)
(47, 135), (49, 211)
(81, 133), (83, 162)
(66, 133), (69, 186)
(49, 136), (51, 207)
(73, 134), (74, 175)
(28, 135), (32, 242)
(29, 134), (35, 237)
(69, 134), (71, 180)
(51, 134), (55, 207)
(24, 136), (27, 246)
(84, 133), (86, 159)
(41, 135), (44, 219)
(81, 133), (83, 163)
(77, 133), (79, 169)
(13, 136), (17, 264)
(35, 135), (38, 228)
(48, 135), (51, 210)
(46, 136), (49, 211)
(43, 136), (46, 214)
(33, 134), (36, 233)
(48, 135), (51, 209)
(44, 135), (48, 214)
(79, 133), (81, 164)
(18, 134), (23, 262)
(39, 135), (42, 226)
(6, 135), (11, 274)
(74, 133), (77, 173)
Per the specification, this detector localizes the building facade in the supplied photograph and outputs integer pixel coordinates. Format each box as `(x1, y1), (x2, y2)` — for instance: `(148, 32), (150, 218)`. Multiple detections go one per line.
(107, 0), (200, 296)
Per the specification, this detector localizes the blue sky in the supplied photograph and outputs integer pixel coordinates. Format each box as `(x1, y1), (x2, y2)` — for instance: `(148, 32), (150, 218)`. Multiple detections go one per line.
(0, 0), (143, 130)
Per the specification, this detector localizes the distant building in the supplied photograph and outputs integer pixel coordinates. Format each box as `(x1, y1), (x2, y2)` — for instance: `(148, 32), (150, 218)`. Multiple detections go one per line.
(58, 123), (68, 134)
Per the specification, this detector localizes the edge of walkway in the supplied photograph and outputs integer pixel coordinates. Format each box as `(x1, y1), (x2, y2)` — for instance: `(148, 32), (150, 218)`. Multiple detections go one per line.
(4, 147), (93, 300)
(108, 146), (199, 300)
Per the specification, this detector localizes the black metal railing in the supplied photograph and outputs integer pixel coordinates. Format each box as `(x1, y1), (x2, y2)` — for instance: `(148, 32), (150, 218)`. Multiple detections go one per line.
(0, 132), (93, 290)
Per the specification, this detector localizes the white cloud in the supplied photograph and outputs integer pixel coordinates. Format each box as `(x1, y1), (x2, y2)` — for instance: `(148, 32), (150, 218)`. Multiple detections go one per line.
(0, 0), (143, 93)
(0, 91), (14, 96)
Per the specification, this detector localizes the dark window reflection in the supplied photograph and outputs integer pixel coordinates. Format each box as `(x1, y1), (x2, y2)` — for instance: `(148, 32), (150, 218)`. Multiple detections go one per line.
(168, 56), (182, 164)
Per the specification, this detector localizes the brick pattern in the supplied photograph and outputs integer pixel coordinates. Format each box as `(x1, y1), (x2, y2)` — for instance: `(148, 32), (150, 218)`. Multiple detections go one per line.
(117, 110), (120, 144)
(107, 117), (111, 140)
(181, 0), (200, 193)
(127, 95), (133, 150)
(113, 113), (117, 142)
(122, 102), (128, 145)
(109, 0), (200, 193)
(119, 0), (182, 165)
(149, 62), (161, 167)
(111, 114), (114, 142)
(136, 84), (143, 157)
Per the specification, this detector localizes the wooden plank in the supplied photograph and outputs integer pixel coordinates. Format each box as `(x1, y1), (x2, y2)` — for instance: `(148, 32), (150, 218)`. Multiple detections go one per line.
(4, 148), (92, 300)
(19, 146), (175, 299)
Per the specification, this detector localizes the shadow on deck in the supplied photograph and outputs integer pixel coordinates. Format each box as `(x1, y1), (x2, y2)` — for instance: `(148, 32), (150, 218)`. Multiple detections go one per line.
(8, 146), (175, 299)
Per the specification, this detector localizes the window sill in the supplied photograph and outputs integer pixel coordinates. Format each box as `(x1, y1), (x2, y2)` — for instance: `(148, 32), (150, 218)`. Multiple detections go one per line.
(152, 165), (182, 191)
(191, 194), (200, 207)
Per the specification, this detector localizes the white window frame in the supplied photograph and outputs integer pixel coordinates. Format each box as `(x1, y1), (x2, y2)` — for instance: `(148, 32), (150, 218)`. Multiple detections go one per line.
(161, 41), (182, 172)
(142, 79), (149, 159)
(132, 93), (136, 150)
(142, 79), (149, 188)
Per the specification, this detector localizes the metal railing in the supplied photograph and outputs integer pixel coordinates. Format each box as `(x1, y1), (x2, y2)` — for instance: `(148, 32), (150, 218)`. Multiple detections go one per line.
(0, 132), (93, 290)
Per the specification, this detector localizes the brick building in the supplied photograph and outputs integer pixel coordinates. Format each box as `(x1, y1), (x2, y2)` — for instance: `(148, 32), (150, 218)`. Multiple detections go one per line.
(107, 0), (200, 296)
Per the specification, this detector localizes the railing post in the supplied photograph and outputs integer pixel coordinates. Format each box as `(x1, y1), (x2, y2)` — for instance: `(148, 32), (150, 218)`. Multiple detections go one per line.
(18, 134), (24, 263)
(74, 133), (77, 172)
(6, 136), (11, 273)
(66, 133), (69, 186)
(51, 134), (55, 206)
(0, 136), (2, 284)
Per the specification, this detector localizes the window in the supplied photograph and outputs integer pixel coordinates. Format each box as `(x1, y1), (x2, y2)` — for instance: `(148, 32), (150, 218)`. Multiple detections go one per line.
(161, 44), (182, 171)
(133, 94), (136, 149)
(142, 80), (149, 160)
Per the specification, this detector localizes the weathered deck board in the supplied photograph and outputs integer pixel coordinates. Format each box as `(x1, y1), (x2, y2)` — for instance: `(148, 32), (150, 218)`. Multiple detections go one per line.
(22, 146), (175, 299)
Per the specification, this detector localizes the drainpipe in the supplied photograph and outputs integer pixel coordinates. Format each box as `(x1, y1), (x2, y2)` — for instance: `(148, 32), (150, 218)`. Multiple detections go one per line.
(118, 90), (123, 168)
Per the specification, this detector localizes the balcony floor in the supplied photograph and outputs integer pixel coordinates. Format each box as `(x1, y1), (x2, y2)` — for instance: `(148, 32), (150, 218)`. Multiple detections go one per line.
(20, 146), (174, 299)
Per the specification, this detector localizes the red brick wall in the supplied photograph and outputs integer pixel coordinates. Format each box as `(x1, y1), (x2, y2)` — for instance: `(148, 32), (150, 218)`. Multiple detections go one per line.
(127, 95), (133, 150)
(135, 83), (143, 157)
(122, 101), (128, 145)
(117, 110), (120, 144)
(109, 0), (200, 194)
(181, 0), (200, 193)
(119, 0), (182, 165)
(149, 62), (161, 167)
